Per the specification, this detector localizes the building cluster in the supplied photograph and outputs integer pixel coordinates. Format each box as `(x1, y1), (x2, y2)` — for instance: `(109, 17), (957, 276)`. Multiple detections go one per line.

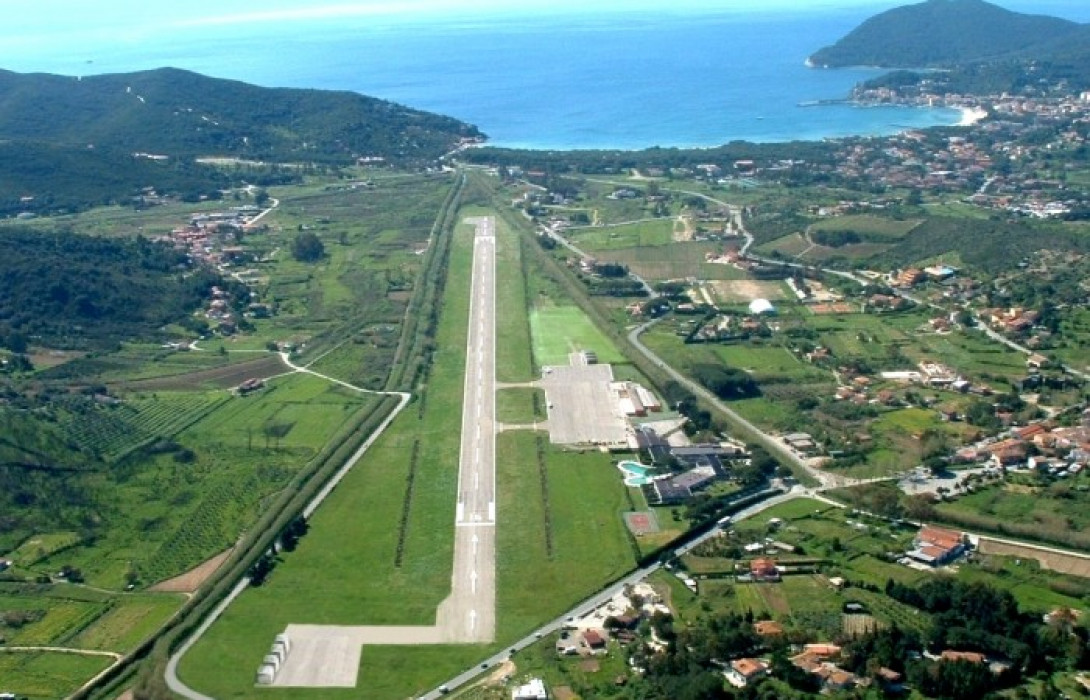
(164, 206), (263, 265)
(632, 440), (748, 505)
(904, 525), (968, 567)
(957, 416), (1090, 473)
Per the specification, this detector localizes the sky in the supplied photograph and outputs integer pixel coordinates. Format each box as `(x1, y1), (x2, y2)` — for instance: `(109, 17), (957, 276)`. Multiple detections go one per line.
(1, 0), (1087, 53)
(0, 0), (964, 37)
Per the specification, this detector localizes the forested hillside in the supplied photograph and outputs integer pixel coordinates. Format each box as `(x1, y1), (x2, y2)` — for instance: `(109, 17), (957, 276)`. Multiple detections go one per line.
(0, 227), (226, 350)
(0, 67), (481, 214)
(808, 0), (1082, 68)
(0, 67), (480, 163)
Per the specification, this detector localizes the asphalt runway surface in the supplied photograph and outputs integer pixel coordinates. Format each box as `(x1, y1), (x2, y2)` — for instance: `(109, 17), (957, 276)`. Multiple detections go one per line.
(436, 215), (497, 643)
(270, 217), (498, 687)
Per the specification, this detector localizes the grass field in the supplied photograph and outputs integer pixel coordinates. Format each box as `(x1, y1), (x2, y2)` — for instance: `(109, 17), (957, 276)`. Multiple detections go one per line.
(0, 650), (114, 700)
(529, 306), (626, 368)
(603, 241), (750, 281)
(20, 374), (381, 589)
(496, 388), (545, 425)
(809, 215), (922, 240)
(68, 595), (183, 651)
(497, 432), (637, 637)
(486, 207), (535, 384)
(936, 480), (1090, 551)
(569, 219), (675, 251)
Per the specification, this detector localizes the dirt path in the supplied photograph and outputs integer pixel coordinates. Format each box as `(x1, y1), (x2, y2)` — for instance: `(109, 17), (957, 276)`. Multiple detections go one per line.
(151, 547), (234, 593)
(0, 646), (122, 660)
(673, 214), (694, 242)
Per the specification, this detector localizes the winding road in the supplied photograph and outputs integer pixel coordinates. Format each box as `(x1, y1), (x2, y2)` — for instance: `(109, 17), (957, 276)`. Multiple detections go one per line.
(164, 357), (412, 698)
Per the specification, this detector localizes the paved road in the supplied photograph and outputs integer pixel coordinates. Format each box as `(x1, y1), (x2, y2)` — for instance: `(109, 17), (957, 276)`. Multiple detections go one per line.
(417, 486), (799, 700)
(627, 319), (862, 489)
(541, 222), (657, 298)
(437, 216), (498, 643)
(164, 361), (413, 698)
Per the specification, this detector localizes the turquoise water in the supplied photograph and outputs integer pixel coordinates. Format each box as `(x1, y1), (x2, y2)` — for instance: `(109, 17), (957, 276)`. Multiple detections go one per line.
(1, 3), (1087, 150)
(618, 460), (655, 487)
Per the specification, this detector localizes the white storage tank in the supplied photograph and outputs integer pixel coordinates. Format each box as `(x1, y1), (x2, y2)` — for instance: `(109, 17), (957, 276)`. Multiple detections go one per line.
(256, 664), (277, 685)
(262, 654), (281, 672)
(274, 633), (292, 653)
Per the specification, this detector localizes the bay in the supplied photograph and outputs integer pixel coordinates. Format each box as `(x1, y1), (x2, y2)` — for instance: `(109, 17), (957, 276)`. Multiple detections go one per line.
(0, 4), (1083, 150)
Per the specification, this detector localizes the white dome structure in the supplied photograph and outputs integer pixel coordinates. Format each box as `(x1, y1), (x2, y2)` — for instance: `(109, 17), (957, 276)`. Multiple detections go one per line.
(748, 298), (775, 315)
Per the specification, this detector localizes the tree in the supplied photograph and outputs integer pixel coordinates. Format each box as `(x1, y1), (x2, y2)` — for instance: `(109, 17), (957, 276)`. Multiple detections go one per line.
(291, 232), (325, 262)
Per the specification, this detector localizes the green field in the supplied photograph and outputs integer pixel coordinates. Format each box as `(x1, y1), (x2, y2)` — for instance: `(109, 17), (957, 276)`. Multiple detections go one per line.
(809, 214), (922, 240)
(936, 479), (1090, 550)
(672, 495), (1084, 642)
(496, 387), (546, 425)
(605, 241), (750, 282)
(68, 595), (182, 651)
(0, 650), (114, 700)
(570, 218), (675, 251)
(529, 306), (626, 368)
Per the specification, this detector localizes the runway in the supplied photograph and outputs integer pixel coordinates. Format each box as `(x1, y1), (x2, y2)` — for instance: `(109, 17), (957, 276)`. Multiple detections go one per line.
(267, 217), (499, 687)
(436, 215), (497, 643)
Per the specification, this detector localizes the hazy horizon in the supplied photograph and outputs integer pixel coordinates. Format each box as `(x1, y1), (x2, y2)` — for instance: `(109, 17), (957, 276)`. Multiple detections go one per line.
(4, 0), (1089, 54)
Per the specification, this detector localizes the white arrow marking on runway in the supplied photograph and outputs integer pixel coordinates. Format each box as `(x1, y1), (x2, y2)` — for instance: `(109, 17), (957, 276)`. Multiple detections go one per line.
(469, 610), (477, 632)
(471, 570), (478, 593)
(472, 533), (479, 554)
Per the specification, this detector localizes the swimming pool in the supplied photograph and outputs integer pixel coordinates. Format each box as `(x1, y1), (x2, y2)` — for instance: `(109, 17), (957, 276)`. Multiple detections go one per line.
(617, 460), (655, 487)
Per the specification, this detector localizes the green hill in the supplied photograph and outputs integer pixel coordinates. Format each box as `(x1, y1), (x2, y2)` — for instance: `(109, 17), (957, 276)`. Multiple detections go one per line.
(0, 67), (481, 214)
(0, 226), (230, 350)
(808, 0), (1082, 68)
(0, 67), (480, 162)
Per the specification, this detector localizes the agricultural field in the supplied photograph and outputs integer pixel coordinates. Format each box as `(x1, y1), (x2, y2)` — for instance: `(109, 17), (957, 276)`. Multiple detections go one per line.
(67, 595), (183, 651)
(7, 373), (382, 589)
(935, 479), (1090, 551)
(55, 392), (229, 461)
(601, 241), (749, 282)
(673, 496), (1087, 637)
(0, 650), (114, 700)
(808, 214), (922, 241)
(106, 353), (288, 392)
(568, 218), (675, 251)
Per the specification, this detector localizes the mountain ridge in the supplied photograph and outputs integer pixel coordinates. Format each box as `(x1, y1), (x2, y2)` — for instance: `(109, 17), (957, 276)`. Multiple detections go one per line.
(0, 66), (482, 214)
(808, 0), (1083, 69)
(0, 66), (481, 162)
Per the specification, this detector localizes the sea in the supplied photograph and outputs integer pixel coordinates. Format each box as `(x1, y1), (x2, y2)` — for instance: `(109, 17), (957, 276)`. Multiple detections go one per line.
(2, 1), (1089, 151)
